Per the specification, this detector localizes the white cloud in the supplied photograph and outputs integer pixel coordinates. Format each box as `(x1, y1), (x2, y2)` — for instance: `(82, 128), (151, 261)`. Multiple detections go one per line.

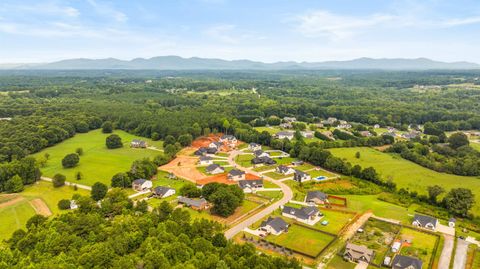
(86, 0), (127, 22)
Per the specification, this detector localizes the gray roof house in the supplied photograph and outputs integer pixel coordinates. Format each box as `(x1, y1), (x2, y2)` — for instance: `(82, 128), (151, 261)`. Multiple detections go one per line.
(178, 196), (208, 210)
(205, 164), (225, 174)
(152, 186), (176, 198)
(238, 179), (263, 192)
(251, 156), (277, 165)
(282, 205), (321, 224)
(259, 217), (289, 235)
(412, 214), (438, 230)
(391, 255), (423, 269)
(293, 170), (311, 182)
(131, 139), (147, 148)
(276, 165), (295, 175)
(228, 169), (246, 180)
(305, 191), (329, 204)
(343, 243), (374, 263)
(254, 150), (269, 158)
(199, 156), (213, 164)
(248, 143), (262, 151)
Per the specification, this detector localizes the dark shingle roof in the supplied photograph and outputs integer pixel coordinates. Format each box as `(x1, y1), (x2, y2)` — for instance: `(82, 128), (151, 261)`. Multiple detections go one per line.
(294, 169), (308, 177)
(206, 164), (224, 172)
(200, 156), (212, 161)
(391, 255), (423, 269)
(153, 186), (174, 197)
(277, 165), (291, 173)
(238, 179), (263, 189)
(282, 205), (319, 220)
(254, 150), (265, 156)
(306, 191), (328, 202)
(132, 178), (147, 185)
(260, 217), (288, 233)
(413, 214), (437, 228)
(229, 169), (245, 176)
(178, 196), (207, 208)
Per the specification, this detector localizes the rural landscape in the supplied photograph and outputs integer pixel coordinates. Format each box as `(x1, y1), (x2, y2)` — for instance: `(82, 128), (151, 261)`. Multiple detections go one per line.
(1, 1), (480, 269)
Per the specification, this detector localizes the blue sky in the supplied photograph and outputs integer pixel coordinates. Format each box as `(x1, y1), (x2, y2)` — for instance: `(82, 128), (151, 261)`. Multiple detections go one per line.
(1, 0), (480, 63)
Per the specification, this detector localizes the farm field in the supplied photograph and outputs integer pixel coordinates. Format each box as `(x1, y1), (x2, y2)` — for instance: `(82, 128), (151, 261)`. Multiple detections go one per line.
(32, 129), (164, 186)
(329, 147), (480, 215)
(399, 227), (439, 266)
(265, 223), (335, 257)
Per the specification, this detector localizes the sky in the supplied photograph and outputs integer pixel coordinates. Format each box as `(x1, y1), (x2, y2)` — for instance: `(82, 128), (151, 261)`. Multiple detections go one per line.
(0, 0), (480, 63)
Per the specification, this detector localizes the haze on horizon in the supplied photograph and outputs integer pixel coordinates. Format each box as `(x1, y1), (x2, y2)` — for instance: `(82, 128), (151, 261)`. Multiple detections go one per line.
(1, 0), (480, 64)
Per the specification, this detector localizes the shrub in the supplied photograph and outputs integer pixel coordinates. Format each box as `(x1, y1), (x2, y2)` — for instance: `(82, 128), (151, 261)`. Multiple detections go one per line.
(5, 175), (24, 193)
(58, 199), (71, 210)
(106, 134), (122, 149)
(62, 153), (79, 168)
(91, 182), (108, 201)
(52, 174), (66, 188)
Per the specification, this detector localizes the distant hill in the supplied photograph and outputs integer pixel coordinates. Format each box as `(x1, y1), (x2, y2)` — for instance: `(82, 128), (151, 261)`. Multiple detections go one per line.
(11, 56), (480, 70)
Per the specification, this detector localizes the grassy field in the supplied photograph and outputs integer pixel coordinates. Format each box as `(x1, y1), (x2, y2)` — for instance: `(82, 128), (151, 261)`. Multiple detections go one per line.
(399, 227), (438, 266)
(256, 191), (283, 200)
(235, 154), (254, 167)
(0, 181), (89, 241)
(265, 223), (335, 257)
(326, 255), (356, 269)
(329, 147), (480, 214)
(264, 171), (290, 180)
(32, 129), (164, 186)
(471, 141), (480, 151)
(253, 165), (277, 172)
(313, 210), (355, 234)
(254, 126), (280, 135)
(343, 195), (413, 223)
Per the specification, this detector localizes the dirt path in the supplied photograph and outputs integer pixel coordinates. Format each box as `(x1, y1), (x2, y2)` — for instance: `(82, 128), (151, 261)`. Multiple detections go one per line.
(341, 210), (373, 240)
(29, 198), (52, 216)
(439, 234), (455, 269)
(453, 238), (470, 269)
(0, 195), (25, 209)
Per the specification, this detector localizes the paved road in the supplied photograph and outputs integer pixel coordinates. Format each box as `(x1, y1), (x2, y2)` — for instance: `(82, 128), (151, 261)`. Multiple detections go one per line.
(453, 238), (470, 269)
(224, 150), (293, 239)
(41, 176), (92, 190)
(438, 235), (454, 269)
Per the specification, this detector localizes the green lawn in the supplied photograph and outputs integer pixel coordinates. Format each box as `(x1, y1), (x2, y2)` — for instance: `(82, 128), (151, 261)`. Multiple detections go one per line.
(32, 129), (164, 186)
(265, 223), (335, 257)
(0, 200), (36, 241)
(253, 165), (277, 172)
(254, 126), (281, 135)
(294, 163), (315, 171)
(264, 171), (290, 180)
(329, 147), (480, 215)
(399, 227), (438, 266)
(235, 154), (254, 167)
(21, 181), (89, 214)
(273, 157), (297, 165)
(308, 169), (337, 178)
(470, 141), (480, 151)
(256, 191), (283, 200)
(314, 210), (355, 234)
(263, 180), (279, 188)
(327, 255), (356, 269)
(342, 195), (413, 223)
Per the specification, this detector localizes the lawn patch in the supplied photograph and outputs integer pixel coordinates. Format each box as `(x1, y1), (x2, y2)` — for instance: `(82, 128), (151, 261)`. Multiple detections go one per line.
(235, 154), (254, 167)
(399, 227), (439, 266)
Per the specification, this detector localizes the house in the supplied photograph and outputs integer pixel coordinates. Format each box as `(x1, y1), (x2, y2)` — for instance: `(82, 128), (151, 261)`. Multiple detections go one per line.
(374, 124), (380, 129)
(321, 131), (335, 140)
(248, 143), (262, 151)
(194, 147), (208, 156)
(326, 117), (337, 125)
(152, 186), (176, 198)
(274, 131), (294, 140)
(391, 241), (401, 253)
(205, 164), (225, 175)
(337, 123), (352, 129)
(449, 218), (456, 228)
(199, 156), (213, 165)
(228, 169), (246, 181)
(206, 147), (218, 154)
(251, 156), (276, 165)
(280, 122), (293, 129)
(131, 139), (147, 148)
(315, 123), (324, 128)
(402, 131), (421, 140)
(391, 255), (423, 269)
(283, 117), (297, 123)
(178, 196), (209, 210)
(276, 165), (295, 175)
(282, 205), (322, 225)
(305, 191), (329, 205)
(293, 170), (311, 183)
(220, 135), (237, 144)
(132, 179), (153, 191)
(238, 179), (263, 193)
(343, 243), (374, 263)
(301, 131), (314, 138)
(291, 160), (304, 166)
(412, 214), (438, 231)
(208, 141), (223, 149)
(259, 217), (289, 235)
(70, 200), (78, 210)
(254, 150), (270, 158)
(359, 131), (372, 137)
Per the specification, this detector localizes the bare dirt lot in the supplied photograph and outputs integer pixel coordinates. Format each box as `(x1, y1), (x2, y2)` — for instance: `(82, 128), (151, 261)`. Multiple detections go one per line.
(29, 198), (52, 216)
(0, 195), (25, 209)
(160, 155), (205, 182)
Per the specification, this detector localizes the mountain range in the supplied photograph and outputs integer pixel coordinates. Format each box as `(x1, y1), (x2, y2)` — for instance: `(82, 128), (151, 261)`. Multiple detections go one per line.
(2, 56), (479, 70)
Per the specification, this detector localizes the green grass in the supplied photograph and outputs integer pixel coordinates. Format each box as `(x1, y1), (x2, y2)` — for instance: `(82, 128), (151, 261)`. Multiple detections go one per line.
(32, 129), (164, 186)
(21, 181), (89, 214)
(256, 191), (283, 200)
(264, 171), (290, 180)
(273, 157), (297, 165)
(235, 154), (254, 167)
(253, 165), (277, 172)
(473, 248), (480, 268)
(0, 200), (36, 241)
(265, 222), (335, 257)
(327, 255), (356, 269)
(254, 126), (281, 135)
(470, 141), (480, 151)
(329, 147), (480, 215)
(263, 180), (279, 188)
(342, 195), (413, 223)
(313, 210), (355, 234)
(294, 163), (315, 171)
(399, 227), (438, 265)
(308, 169), (337, 178)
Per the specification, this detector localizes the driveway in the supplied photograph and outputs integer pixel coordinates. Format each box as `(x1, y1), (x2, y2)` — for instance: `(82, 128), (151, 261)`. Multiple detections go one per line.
(453, 238), (470, 269)
(354, 261), (368, 269)
(438, 235), (454, 269)
(224, 150), (293, 239)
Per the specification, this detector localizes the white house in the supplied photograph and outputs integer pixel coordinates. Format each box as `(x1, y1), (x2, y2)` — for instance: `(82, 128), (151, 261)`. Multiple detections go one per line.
(199, 156), (213, 165)
(208, 141), (223, 149)
(293, 170), (311, 183)
(153, 186), (176, 198)
(275, 131), (294, 140)
(205, 164), (225, 175)
(301, 131), (314, 138)
(281, 205), (322, 225)
(228, 169), (246, 181)
(276, 165), (295, 175)
(220, 135), (237, 144)
(70, 200), (78, 210)
(132, 179), (153, 191)
(412, 214), (438, 231)
(248, 143), (262, 151)
(259, 217), (289, 236)
(238, 179), (263, 193)
(391, 241), (401, 253)
(254, 150), (270, 158)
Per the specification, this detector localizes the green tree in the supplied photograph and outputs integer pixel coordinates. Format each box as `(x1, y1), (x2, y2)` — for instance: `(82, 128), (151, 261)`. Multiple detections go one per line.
(75, 171), (83, 181)
(58, 199), (71, 210)
(448, 132), (469, 149)
(76, 147), (83, 156)
(427, 185), (445, 204)
(179, 183), (202, 198)
(178, 134), (193, 147)
(222, 119), (230, 134)
(52, 173), (66, 188)
(355, 151), (361, 159)
(91, 182), (108, 201)
(111, 172), (131, 188)
(101, 121), (113, 133)
(62, 153), (79, 168)
(443, 188), (475, 217)
(210, 187), (241, 217)
(5, 175), (24, 193)
(106, 134), (122, 149)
